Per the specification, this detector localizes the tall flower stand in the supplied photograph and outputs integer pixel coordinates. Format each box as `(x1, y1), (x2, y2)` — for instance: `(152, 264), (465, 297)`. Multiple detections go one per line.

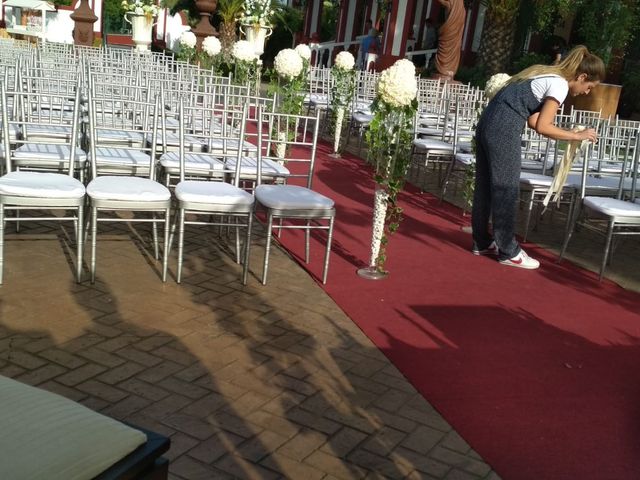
(329, 107), (345, 159)
(124, 13), (155, 51)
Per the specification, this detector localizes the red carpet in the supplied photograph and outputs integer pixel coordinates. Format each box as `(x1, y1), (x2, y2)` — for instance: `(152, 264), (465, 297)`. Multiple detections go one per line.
(276, 140), (640, 480)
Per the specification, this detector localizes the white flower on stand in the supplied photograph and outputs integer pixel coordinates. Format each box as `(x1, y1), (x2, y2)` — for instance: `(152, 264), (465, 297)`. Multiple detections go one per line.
(377, 62), (418, 108)
(232, 40), (257, 62)
(202, 36), (222, 56)
(484, 73), (511, 101)
(274, 48), (304, 80)
(179, 31), (197, 49)
(369, 188), (389, 267)
(393, 58), (416, 76)
(276, 131), (287, 163)
(294, 44), (312, 62)
(334, 51), (355, 70)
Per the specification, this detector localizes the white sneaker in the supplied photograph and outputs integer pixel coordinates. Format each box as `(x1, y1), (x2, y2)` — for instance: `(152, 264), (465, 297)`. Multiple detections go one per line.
(499, 249), (540, 269)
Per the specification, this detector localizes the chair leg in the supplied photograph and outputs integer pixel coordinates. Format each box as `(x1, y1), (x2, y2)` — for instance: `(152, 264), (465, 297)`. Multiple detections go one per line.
(242, 212), (253, 286)
(322, 216), (335, 285)
(522, 191), (534, 243)
(76, 205), (84, 283)
(162, 207), (170, 283)
(152, 213), (159, 260)
(599, 219), (615, 281)
(305, 219), (311, 263)
(234, 216), (241, 264)
(559, 202), (580, 262)
(176, 208), (185, 284)
(90, 206), (98, 284)
(262, 212), (274, 285)
(0, 204), (4, 285)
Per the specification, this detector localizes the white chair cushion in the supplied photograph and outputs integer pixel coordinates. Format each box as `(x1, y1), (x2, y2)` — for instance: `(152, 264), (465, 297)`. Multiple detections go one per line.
(256, 184), (334, 210)
(455, 153), (475, 166)
(96, 129), (145, 145)
(520, 172), (554, 187)
(566, 173), (633, 191)
(91, 147), (151, 167)
(159, 151), (224, 172)
(207, 138), (257, 154)
(0, 171), (85, 199)
(176, 180), (255, 206)
(227, 156), (290, 177)
(160, 132), (207, 150)
(23, 124), (72, 140)
(583, 196), (640, 217)
(87, 176), (171, 202)
(413, 138), (454, 152)
(0, 375), (146, 480)
(352, 112), (373, 124)
(309, 93), (328, 105)
(14, 143), (87, 163)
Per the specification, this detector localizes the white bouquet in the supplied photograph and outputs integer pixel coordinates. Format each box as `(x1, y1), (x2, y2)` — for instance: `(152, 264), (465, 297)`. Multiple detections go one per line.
(232, 40), (257, 62)
(241, 0), (274, 27)
(485, 73), (511, 101)
(393, 58), (416, 76)
(121, 0), (158, 18)
(294, 44), (312, 62)
(274, 48), (304, 80)
(377, 61), (418, 108)
(334, 51), (355, 70)
(202, 36), (221, 57)
(179, 31), (197, 49)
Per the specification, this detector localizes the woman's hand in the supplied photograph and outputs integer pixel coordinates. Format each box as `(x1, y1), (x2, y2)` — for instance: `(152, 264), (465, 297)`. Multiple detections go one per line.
(575, 128), (597, 143)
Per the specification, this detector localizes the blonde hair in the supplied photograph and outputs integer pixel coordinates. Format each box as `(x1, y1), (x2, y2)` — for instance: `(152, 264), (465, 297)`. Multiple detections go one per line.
(508, 45), (605, 85)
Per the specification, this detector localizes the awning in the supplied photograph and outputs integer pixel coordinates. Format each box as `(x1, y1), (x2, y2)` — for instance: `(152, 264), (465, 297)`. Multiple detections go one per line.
(3, 0), (56, 11)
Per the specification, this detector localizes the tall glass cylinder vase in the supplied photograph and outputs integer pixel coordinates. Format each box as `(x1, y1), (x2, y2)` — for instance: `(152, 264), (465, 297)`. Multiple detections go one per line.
(124, 12), (155, 51)
(357, 187), (389, 280)
(329, 107), (345, 158)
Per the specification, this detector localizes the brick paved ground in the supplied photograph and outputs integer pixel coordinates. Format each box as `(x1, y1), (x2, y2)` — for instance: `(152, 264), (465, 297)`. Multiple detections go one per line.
(0, 215), (501, 480)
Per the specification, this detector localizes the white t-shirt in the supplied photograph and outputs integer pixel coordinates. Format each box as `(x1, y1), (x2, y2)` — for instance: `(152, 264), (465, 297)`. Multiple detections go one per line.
(530, 74), (569, 105)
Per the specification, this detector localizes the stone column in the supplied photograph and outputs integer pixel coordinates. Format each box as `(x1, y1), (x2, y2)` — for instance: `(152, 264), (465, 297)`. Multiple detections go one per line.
(70, 0), (98, 46)
(192, 0), (218, 50)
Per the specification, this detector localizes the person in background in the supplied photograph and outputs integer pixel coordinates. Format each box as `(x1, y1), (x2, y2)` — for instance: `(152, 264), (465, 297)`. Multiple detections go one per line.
(360, 21), (380, 70)
(471, 46), (604, 269)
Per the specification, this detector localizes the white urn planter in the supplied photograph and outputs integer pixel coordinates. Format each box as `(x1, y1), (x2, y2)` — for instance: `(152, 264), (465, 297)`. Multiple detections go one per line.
(239, 23), (272, 57)
(124, 13), (155, 51)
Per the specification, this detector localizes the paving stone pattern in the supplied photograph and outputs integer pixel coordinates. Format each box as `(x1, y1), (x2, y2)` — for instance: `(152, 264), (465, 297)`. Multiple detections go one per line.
(0, 218), (499, 480)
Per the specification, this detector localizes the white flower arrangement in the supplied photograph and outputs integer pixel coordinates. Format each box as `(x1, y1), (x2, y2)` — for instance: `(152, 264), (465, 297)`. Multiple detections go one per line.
(484, 73), (511, 101)
(377, 61), (418, 108)
(121, 0), (159, 18)
(393, 58), (416, 76)
(179, 31), (197, 49)
(232, 40), (257, 62)
(274, 48), (304, 80)
(294, 44), (312, 62)
(241, 0), (274, 27)
(202, 36), (221, 57)
(334, 51), (355, 71)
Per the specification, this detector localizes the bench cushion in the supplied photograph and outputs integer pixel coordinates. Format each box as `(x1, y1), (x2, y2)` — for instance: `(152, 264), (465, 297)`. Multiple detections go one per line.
(0, 375), (147, 480)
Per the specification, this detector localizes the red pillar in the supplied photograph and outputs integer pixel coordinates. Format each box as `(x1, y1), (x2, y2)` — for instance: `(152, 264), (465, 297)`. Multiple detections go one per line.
(378, 0), (416, 70)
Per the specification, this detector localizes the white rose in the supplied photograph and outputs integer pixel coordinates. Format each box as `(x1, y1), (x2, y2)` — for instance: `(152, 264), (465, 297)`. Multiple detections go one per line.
(377, 63), (418, 108)
(179, 31), (197, 49)
(294, 44), (312, 61)
(485, 73), (511, 100)
(334, 51), (355, 70)
(202, 36), (221, 56)
(134, 6), (143, 14)
(274, 48), (304, 80)
(232, 40), (256, 62)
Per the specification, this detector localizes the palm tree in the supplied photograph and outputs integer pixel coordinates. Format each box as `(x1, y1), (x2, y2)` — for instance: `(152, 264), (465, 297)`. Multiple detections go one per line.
(477, 0), (521, 75)
(217, 0), (244, 55)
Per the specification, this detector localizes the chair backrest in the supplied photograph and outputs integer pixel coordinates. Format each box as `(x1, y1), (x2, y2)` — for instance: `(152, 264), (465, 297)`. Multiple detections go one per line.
(257, 107), (321, 189)
(1, 79), (82, 176)
(177, 98), (249, 186)
(87, 84), (161, 180)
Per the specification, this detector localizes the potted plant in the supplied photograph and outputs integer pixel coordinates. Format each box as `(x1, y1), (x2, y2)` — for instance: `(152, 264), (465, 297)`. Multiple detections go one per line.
(121, 0), (159, 51)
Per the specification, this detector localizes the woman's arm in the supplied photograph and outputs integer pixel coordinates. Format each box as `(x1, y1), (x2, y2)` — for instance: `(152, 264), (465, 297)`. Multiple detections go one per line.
(529, 98), (597, 142)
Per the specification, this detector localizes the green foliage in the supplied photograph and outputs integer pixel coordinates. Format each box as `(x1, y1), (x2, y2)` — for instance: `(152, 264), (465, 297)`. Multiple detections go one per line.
(455, 65), (488, 88)
(619, 60), (640, 118)
(532, 0), (572, 34)
(216, 0), (244, 23)
(273, 4), (304, 44)
(320, 1), (338, 42)
(510, 52), (551, 74)
(103, 0), (127, 34)
(365, 97), (418, 272)
(572, 0), (640, 66)
(267, 61), (309, 117)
